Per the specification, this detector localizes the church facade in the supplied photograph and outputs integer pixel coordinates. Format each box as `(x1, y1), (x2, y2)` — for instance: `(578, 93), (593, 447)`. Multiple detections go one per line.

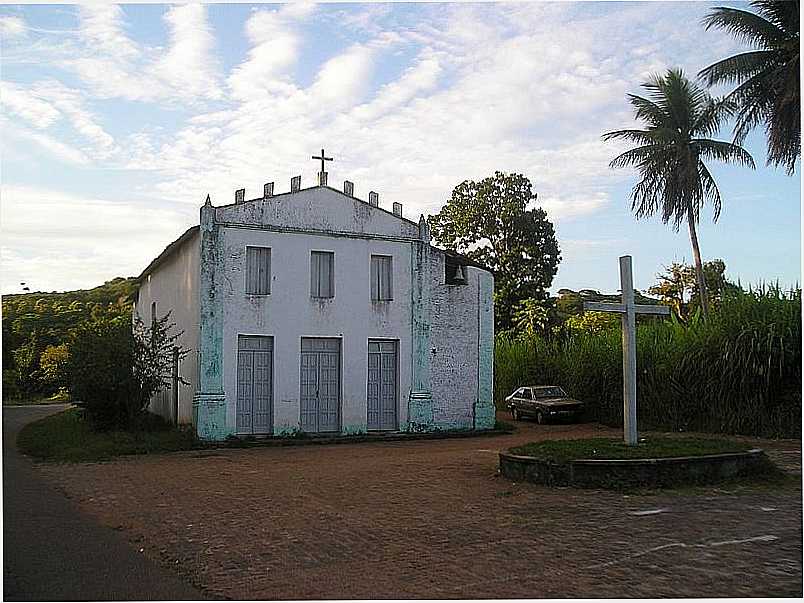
(135, 174), (495, 440)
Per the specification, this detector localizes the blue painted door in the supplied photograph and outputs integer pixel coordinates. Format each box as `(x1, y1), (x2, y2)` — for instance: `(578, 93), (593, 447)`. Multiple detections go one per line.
(300, 338), (341, 433)
(367, 340), (397, 431)
(236, 336), (273, 434)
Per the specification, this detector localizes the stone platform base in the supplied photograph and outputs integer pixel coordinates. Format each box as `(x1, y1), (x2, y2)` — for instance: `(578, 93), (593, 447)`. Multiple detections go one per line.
(499, 448), (774, 489)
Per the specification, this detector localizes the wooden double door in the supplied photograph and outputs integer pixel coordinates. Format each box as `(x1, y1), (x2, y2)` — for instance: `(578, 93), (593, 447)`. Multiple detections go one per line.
(236, 335), (273, 435)
(300, 338), (341, 433)
(367, 340), (398, 431)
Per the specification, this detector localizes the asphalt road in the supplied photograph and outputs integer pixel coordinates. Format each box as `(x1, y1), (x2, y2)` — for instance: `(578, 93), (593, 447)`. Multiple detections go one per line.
(3, 404), (203, 601)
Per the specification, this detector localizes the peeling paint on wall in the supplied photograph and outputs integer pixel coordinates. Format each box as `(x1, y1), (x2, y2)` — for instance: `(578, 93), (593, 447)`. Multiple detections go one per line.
(194, 201), (233, 440)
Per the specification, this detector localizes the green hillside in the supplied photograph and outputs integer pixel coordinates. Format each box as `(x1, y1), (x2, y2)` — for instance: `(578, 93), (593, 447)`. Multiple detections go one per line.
(2, 277), (138, 401)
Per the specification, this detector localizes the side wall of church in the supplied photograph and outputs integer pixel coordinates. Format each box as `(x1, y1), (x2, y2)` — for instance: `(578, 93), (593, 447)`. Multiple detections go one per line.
(134, 231), (200, 425)
(429, 251), (495, 430)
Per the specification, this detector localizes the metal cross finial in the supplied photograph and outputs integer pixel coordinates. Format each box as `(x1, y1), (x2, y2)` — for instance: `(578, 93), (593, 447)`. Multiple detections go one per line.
(311, 148), (333, 173)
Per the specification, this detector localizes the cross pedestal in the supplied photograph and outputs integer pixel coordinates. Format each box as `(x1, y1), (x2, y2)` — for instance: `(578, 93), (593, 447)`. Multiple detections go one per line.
(583, 255), (670, 446)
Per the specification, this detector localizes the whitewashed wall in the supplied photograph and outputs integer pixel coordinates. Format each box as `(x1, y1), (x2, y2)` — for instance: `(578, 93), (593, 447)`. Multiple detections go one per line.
(218, 226), (413, 434)
(135, 230), (200, 424)
(429, 251), (483, 429)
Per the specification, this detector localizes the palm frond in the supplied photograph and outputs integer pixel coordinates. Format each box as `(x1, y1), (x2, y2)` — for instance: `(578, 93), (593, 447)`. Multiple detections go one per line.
(601, 129), (656, 145)
(697, 161), (723, 222)
(693, 97), (736, 137)
(696, 139), (756, 170)
(702, 6), (786, 46)
(751, 0), (799, 35)
(626, 94), (667, 127)
(698, 50), (776, 86)
(608, 144), (664, 169)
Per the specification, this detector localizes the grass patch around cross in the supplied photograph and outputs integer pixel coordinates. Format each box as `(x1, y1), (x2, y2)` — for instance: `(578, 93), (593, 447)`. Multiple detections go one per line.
(17, 407), (197, 462)
(509, 436), (753, 463)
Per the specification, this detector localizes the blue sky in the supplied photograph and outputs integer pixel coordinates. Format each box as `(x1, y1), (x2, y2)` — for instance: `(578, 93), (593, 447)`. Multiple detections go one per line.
(0, 1), (800, 296)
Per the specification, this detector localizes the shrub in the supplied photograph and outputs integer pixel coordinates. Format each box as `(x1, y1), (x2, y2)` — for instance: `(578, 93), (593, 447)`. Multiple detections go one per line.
(67, 312), (187, 430)
(67, 316), (139, 428)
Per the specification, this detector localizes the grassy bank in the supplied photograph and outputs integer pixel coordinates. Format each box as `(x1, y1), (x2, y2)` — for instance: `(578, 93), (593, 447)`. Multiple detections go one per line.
(496, 287), (801, 439)
(17, 408), (196, 462)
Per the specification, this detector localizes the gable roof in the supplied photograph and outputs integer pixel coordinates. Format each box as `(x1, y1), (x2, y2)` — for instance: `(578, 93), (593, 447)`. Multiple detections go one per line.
(135, 225), (199, 284)
(217, 184), (420, 228)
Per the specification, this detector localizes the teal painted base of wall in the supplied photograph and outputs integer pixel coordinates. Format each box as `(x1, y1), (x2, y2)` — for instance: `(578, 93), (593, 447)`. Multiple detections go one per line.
(407, 391), (434, 432)
(194, 392), (232, 441)
(474, 400), (496, 430)
(342, 424), (368, 435)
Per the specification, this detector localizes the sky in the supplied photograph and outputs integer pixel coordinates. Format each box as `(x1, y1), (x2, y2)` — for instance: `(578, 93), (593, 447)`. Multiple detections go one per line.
(0, 1), (800, 297)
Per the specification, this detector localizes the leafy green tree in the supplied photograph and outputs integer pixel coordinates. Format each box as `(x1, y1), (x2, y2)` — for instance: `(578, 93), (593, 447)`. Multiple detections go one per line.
(649, 262), (697, 319)
(564, 311), (620, 335)
(428, 171), (561, 330)
(603, 69), (755, 318)
(68, 312), (186, 429)
(512, 298), (551, 338)
(39, 344), (70, 390)
(649, 259), (735, 320)
(699, 1), (800, 174)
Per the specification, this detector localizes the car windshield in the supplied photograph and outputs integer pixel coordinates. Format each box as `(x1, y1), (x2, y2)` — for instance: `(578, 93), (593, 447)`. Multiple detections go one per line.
(532, 387), (566, 399)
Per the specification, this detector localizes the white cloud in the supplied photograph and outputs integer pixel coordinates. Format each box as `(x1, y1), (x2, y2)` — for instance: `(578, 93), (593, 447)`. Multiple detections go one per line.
(0, 16), (26, 38)
(226, 6), (308, 102)
(0, 81), (61, 127)
(155, 4), (222, 101)
(77, 4), (140, 60)
(1, 118), (90, 165)
(0, 184), (193, 294)
(1, 80), (117, 159)
(352, 55), (442, 122)
(308, 44), (377, 111)
(64, 4), (220, 103)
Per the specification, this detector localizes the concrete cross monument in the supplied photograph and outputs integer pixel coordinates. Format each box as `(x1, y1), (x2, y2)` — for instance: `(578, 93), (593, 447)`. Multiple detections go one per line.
(583, 255), (670, 446)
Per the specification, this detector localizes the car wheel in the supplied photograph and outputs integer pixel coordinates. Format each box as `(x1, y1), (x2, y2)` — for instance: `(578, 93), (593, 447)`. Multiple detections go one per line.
(536, 411), (546, 425)
(511, 408), (520, 421)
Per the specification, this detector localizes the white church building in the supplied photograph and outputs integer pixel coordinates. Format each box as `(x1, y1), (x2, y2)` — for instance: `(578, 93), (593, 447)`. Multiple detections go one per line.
(134, 168), (495, 440)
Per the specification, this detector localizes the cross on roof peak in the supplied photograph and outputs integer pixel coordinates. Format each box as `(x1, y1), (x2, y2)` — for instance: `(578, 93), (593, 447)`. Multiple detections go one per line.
(311, 148), (333, 174)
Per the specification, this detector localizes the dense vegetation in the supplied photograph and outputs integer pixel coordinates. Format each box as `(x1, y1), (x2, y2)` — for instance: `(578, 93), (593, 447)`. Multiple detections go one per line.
(429, 171), (561, 331)
(496, 286), (801, 439)
(2, 277), (137, 401)
(3, 276), (187, 430)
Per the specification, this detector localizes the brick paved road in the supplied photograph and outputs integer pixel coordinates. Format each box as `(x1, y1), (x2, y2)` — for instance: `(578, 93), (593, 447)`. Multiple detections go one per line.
(36, 416), (802, 599)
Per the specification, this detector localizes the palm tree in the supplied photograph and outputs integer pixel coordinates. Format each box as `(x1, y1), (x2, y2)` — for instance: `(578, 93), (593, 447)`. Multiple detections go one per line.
(699, 1), (800, 175)
(603, 69), (755, 317)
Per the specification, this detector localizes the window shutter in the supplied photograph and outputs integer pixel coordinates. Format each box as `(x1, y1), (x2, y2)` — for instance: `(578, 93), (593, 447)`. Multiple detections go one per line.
(311, 252), (319, 297)
(246, 247), (271, 294)
(321, 252), (332, 297)
(382, 256), (392, 300)
(370, 255), (393, 301)
(370, 256), (379, 300)
(311, 251), (334, 298)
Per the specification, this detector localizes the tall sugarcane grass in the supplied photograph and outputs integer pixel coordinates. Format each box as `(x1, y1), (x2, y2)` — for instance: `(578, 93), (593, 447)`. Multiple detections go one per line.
(495, 286), (801, 438)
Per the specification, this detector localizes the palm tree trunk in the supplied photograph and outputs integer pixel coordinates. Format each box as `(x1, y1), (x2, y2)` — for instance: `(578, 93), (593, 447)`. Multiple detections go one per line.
(687, 208), (709, 318)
